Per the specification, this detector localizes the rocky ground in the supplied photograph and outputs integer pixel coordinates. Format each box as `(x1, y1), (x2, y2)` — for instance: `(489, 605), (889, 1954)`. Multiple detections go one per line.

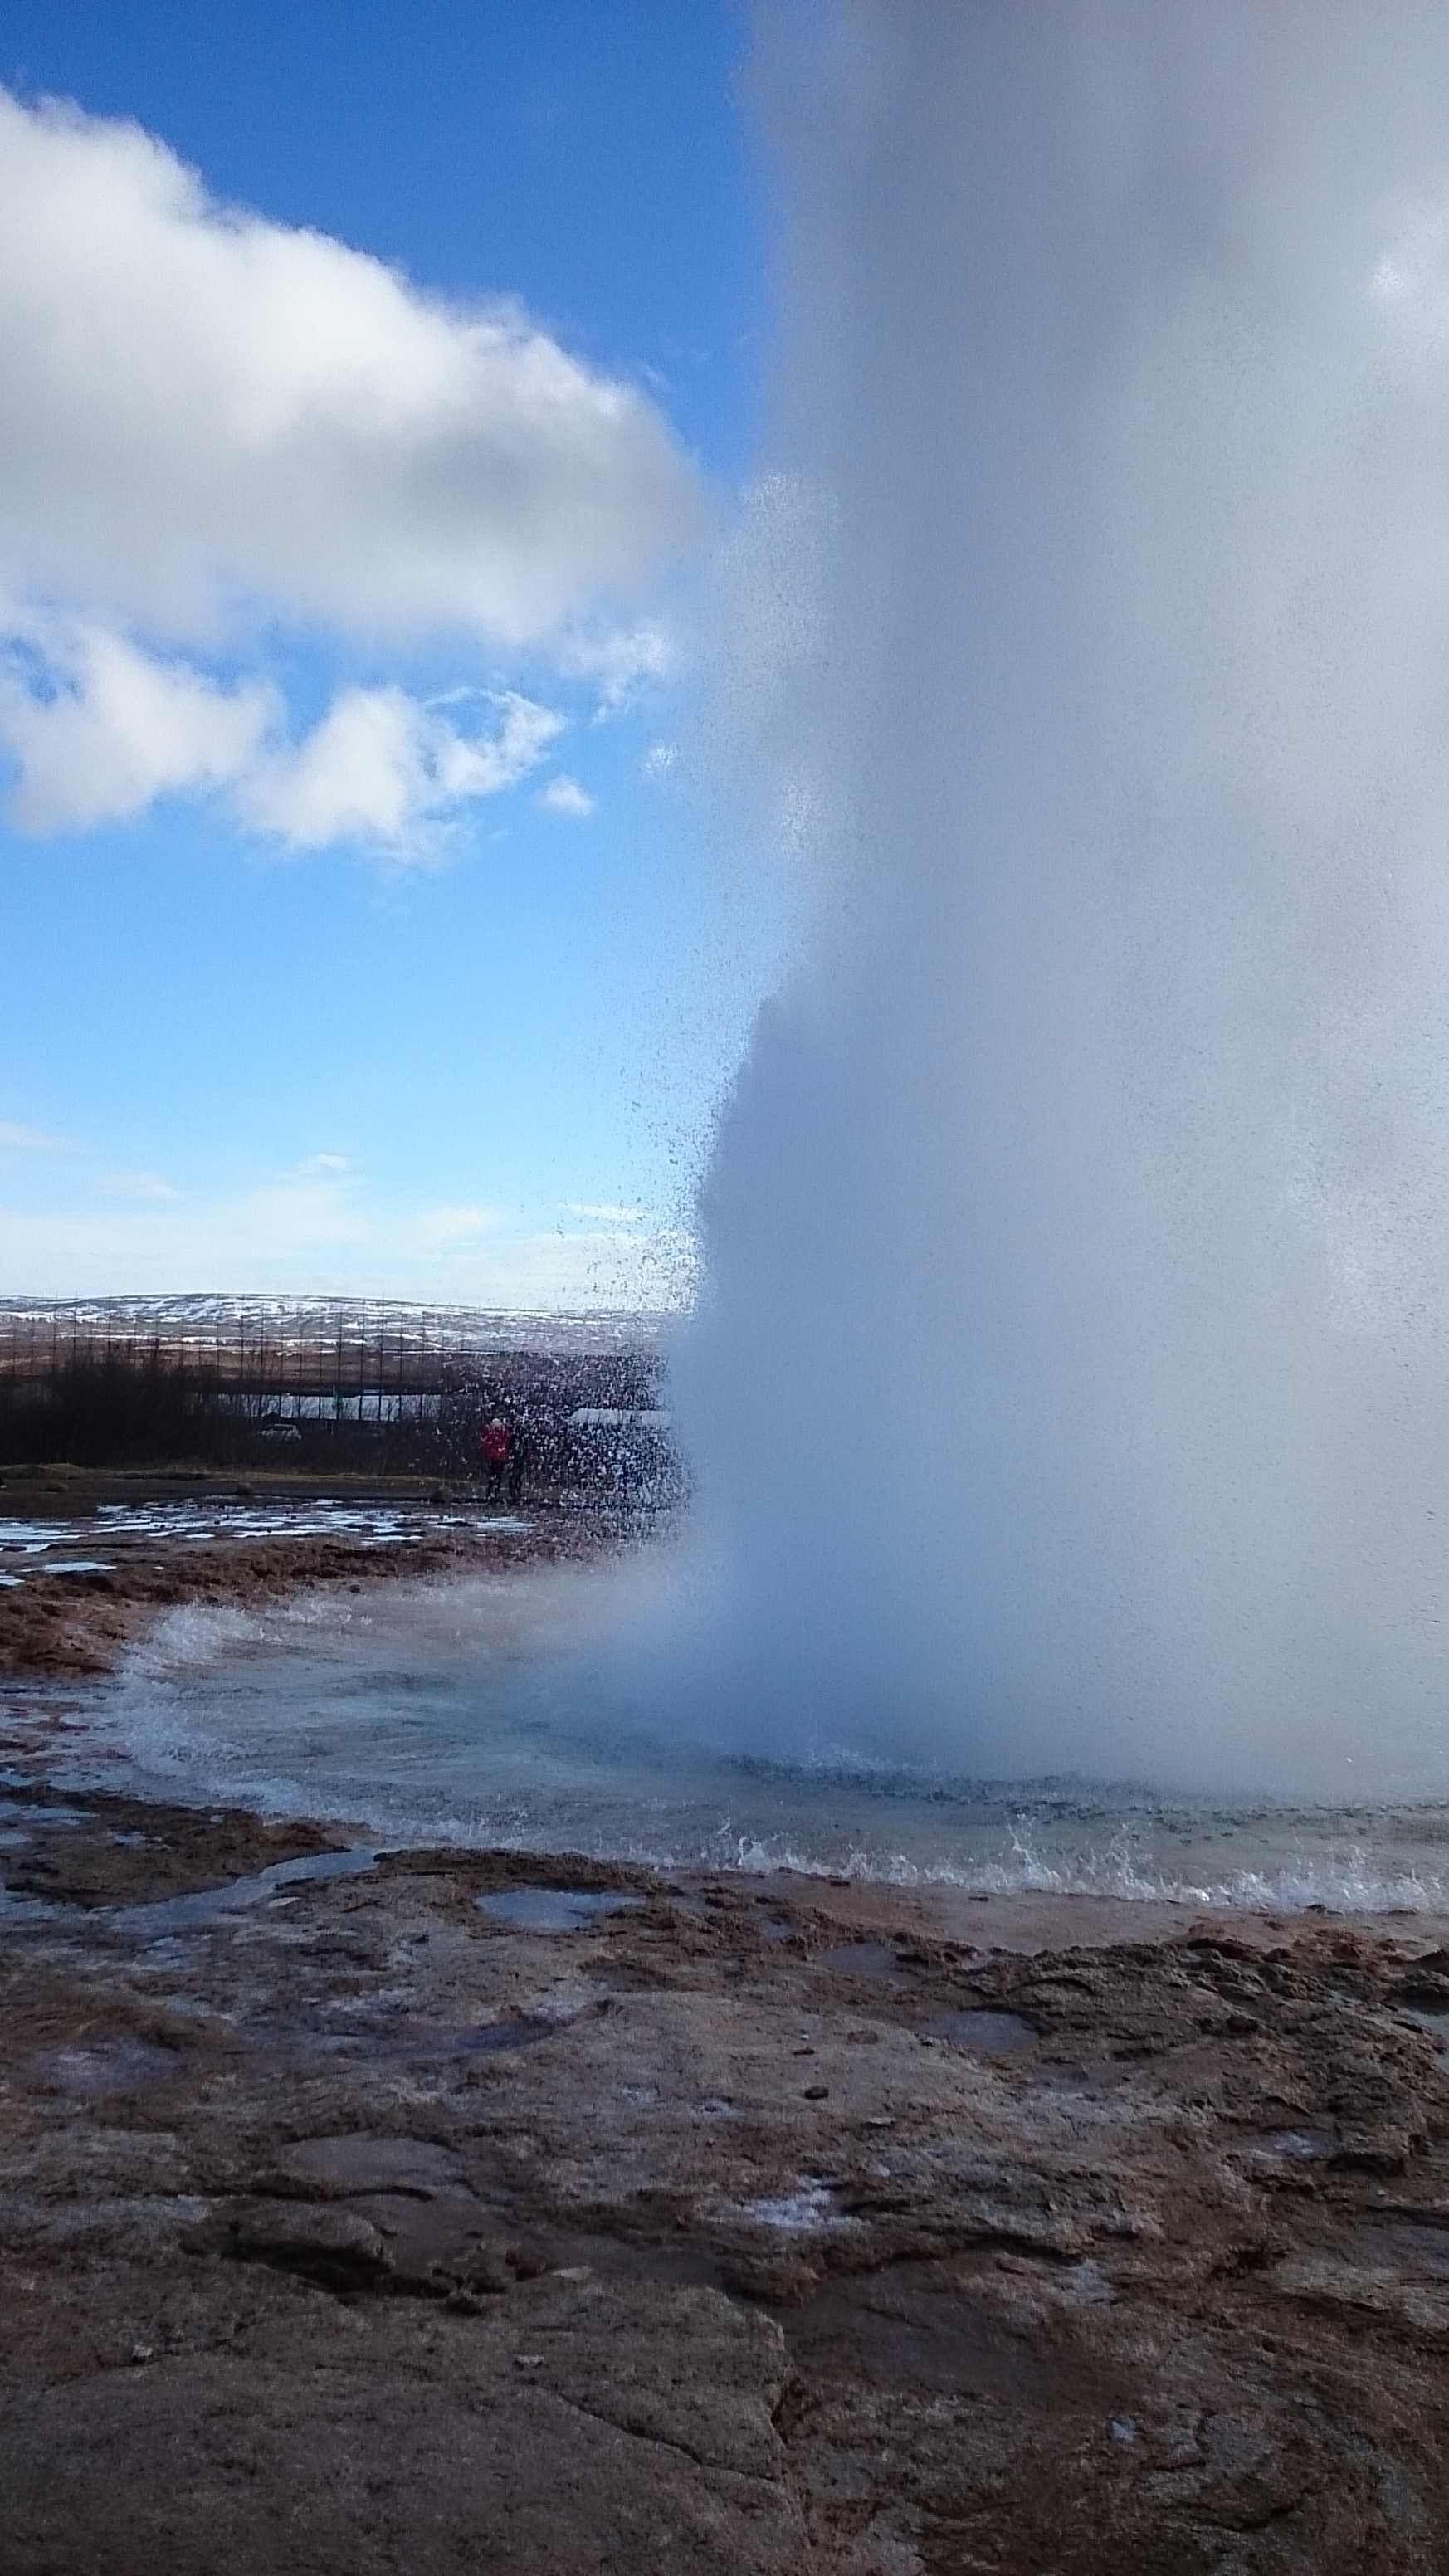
(0, 1466), (613, 1681)
(3, 1778), (1449, 2571)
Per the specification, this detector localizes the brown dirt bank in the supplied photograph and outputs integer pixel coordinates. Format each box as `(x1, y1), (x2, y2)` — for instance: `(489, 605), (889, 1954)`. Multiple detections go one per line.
(0, 1469), (624, 1682)
(4, 1783), (1449, 2570)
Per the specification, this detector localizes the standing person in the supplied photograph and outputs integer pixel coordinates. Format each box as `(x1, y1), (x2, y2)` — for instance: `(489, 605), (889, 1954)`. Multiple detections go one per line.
(479, 1414), (511, 1504)
(507, 1414), (529, 1507)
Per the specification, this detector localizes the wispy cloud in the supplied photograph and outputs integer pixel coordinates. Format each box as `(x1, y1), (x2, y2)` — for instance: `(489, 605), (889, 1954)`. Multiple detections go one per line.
(537, 773), (595, 819)
(0, 1118), (66, 1151)
(0, 1177), (693, 1310)
(95, 1169), (179, 1201)
(410, 1203), (500, 1251)
(242, 687), (564, 856)
(557, 618), (676, 713)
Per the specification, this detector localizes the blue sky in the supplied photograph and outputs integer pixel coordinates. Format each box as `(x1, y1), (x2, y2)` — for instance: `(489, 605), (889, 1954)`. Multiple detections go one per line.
(0, 2), (779, 1307)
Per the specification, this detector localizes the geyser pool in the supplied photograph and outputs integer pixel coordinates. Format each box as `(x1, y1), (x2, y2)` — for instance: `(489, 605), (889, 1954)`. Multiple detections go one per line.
(676, 0), (1449, 1795)
(12, 1560), (1449, 1911)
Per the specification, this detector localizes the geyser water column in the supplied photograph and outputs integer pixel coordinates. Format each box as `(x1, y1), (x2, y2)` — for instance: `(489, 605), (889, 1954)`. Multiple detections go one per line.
(676, 1), (1449, 1795)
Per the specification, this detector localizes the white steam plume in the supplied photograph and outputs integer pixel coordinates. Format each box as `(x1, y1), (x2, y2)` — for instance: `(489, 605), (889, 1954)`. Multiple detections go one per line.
(676, 2), (1449, 1798)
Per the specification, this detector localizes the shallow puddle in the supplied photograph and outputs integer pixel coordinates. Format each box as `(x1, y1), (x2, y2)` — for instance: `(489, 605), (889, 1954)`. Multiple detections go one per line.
(275, 2133), (466, 2196)
(113, 1843), (377, 1935)
(0, 1500), (531, 1576)
(926, 2008), (1035, 2054)
(0, 1523), (70, 1553)
(1404, 2006), (1449, 2058)
(742, 2178), (845, 2232)
(477, 1886), (644, 1933)
(816, 1939), (911, 1980)
(1252, 2127), (1334, 2162)
(225, 2007), (559, 2065)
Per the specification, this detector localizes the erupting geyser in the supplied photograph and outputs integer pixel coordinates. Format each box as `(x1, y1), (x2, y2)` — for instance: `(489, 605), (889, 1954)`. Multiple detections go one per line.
(676, 1), (1449, 1795)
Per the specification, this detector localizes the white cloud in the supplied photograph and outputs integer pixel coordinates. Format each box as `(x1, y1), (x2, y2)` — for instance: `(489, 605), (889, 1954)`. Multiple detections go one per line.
(0, 90), (700, 850)
(642, 741), (679, 778)
(560, 1202), (643, 1222)
(537, 773), (595, 818)
(0, 617), (274, 831)
(0, 622), (564, 851)
(557, 617), (675, 711)
(242, 685), (563, 853)
(0, 89), (700, 644)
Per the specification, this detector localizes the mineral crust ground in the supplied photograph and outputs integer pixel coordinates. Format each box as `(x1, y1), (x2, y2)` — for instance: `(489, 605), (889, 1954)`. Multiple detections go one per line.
(3, 1769), (1449, 2572)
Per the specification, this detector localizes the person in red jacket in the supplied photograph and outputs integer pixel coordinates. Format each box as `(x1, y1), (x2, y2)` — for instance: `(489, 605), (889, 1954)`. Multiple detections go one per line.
(479, 1414), (512, 1503)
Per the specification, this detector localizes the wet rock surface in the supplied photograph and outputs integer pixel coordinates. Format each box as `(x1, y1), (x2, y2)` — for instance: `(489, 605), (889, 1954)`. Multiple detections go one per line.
(3, 1793), (1449, 2569)
(0, 1473), (609, 1681)
(0, 1779), (346, 1906)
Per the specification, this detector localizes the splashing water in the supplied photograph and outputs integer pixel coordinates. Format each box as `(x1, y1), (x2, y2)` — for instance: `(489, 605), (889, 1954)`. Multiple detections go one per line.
(675, 2), (1449, 1796)
(12, 1564), (1449, 1913)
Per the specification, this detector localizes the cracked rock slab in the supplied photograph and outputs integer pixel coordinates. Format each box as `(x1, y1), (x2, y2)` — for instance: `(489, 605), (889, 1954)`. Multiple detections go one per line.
(6, 1796), (1449, 2569)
